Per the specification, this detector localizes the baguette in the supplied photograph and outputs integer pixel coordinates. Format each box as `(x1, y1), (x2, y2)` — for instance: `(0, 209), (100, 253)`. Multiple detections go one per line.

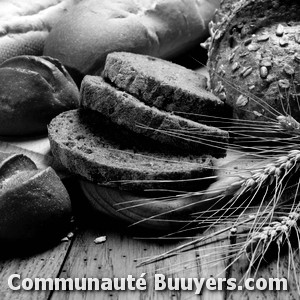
(43, 0), (220, 75)
(0, 0), (79, 64)
(0, 151), (72, 242)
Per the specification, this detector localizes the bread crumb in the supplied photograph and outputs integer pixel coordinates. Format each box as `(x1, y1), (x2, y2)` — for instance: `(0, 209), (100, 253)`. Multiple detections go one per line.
(94, 236), (107, 244)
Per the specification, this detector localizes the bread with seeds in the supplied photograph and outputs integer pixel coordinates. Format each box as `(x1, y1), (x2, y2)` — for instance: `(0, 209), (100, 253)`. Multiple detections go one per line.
(208, 0), (300, 124)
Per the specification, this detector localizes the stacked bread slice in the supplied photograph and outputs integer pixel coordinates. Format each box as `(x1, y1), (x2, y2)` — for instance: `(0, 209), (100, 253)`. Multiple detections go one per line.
(48, 53), (229, 192)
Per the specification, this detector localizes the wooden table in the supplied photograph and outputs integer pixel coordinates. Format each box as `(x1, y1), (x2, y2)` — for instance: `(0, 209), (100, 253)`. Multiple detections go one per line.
(0, 139), (299, 300)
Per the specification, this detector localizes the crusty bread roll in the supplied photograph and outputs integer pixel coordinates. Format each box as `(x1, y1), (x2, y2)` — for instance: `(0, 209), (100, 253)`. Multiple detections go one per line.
(0, 55), (79, 136)
(0, 152), (72, 243)
(44, 0), (220, 75)
(0, 0), (79, 64)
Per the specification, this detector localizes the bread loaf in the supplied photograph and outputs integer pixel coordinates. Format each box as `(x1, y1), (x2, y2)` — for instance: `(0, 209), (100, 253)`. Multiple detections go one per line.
(0, 0), (79, 64)
(81, 76), (229, 158)
(43, 0), (220, 75)
(0, 151), (72, 242)
(207, 0), (300, 125)
(0, 55), (79, 136)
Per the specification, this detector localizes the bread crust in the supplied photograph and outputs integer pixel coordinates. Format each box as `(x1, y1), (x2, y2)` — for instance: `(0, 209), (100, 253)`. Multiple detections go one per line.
(44, 0), (220, 75)
(0, 152), (72, 242)
(0, 55), (79, 136)
(208, 0), (300, 125)
(0, 0), (78, 63)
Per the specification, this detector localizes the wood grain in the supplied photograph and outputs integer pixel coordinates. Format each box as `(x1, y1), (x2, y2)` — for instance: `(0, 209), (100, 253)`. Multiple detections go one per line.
(0, 241), (72, 300)
(50, 220), (228, 300)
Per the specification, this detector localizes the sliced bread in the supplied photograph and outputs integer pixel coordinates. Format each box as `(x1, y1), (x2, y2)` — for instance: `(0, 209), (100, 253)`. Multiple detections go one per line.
(48, 109), (215, 192)
(103, 52), (228, 123)
(81, 76), (229, 158)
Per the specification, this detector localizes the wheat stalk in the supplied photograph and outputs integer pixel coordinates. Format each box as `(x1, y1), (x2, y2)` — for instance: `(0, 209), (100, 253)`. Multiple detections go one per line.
(124, 51), (300, 291)
(137, 109), (300, 291)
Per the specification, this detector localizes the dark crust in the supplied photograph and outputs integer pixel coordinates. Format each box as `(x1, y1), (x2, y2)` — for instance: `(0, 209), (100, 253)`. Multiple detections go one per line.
(0, 167), (71, 241)
(0, 56), (79, 136)
(81, 76), (229, 158)
(48, 109), (215, 192)
(208, 0), (300, 126)
(103, 52), (229, 125)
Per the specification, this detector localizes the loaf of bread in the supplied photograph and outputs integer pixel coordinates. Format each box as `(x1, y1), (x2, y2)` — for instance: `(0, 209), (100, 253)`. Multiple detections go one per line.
(81, 76), (228, 158)
(43, 0), (220, 75)
(207, 0), (300, 125)
(0, 55), (79, 136)
(0, 0), (79, 64)
(0, 151), (72, 243)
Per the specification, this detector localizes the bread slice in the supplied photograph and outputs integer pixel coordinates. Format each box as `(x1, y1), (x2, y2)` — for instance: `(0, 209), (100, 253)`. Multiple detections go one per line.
(103, 52), (227, 123)
(81, 76), (229, 158)
(48, 109), (215, 192)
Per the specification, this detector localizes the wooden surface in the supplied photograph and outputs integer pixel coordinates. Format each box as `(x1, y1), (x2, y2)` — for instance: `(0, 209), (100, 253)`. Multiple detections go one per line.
(0, 139), (299, 300)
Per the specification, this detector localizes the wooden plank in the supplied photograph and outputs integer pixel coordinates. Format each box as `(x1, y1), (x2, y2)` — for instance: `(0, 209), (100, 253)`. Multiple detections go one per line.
(0, 240), (73, 300)
(228, 242), (300, 299)
(50, 211), (228, 300)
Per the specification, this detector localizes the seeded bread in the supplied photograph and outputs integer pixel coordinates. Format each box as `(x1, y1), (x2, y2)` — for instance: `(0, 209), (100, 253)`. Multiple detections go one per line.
(48, 109), (215, 191)
(208, 0), (300, 124)
(103, 52), (227, 124)
(81, 76), (229, 158)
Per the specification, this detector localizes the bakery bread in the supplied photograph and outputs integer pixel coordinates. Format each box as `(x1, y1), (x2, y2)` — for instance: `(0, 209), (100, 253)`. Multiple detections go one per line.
(0, 0), (79, 64)
(48, 51), (230, 228)
(43, 0), (220, 75)
(103, 52), (227, 124)
(0, 151), (72, 242)
(207, 0), (300, 124)
(0, 55), (79, 136)
(48, 109), (214, 192)
(81, 76), (229, 157)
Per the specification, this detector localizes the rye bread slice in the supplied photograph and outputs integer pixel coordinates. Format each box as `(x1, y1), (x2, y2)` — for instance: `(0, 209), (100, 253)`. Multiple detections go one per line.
(103, 52), (228, 124)
(81, 76), (229, 158)
(48, 109), (215, 192)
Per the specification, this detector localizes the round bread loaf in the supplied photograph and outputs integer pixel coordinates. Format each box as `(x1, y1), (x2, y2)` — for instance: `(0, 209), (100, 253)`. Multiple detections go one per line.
(208, 0), (300, 125)
(0, 55), (79, 136)
(44, 0), (220, 75)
